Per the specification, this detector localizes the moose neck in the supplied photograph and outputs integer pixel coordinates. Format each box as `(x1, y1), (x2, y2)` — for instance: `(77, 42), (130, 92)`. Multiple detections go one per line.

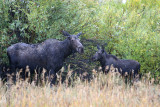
(61, 39), (73, 59)
(99, 52), (108, 68)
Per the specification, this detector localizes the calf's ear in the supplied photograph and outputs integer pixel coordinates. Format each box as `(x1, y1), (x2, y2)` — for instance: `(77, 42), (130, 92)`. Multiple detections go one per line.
(97, 45), (100, 50)
(101, 45), (105, 53)
(62, 31), (70, 37)
(77, 32), (82, 37)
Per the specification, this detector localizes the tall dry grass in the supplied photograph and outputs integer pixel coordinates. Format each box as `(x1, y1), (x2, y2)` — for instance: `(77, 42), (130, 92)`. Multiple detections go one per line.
(0, 67), (159, 107)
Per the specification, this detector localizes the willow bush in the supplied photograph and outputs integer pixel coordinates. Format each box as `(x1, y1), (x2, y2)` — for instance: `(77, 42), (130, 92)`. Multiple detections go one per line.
(0, 0), (160, 82)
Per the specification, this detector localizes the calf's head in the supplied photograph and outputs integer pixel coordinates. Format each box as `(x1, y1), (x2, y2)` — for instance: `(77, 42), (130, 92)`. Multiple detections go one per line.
(63, 31), (84, 54)
(92, 45), (105, 61)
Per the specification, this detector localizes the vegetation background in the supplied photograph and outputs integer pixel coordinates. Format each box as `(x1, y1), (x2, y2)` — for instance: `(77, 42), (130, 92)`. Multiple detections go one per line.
(0, 0), (160, 106)
(0, 0), (160, 82)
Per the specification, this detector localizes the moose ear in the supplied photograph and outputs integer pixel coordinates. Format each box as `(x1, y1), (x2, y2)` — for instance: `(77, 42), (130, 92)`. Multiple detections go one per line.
(101, 45), (105, 52)
(77, 32), (82, 37)
(97, 45), (101, 50)
(62, 31), (70, 37)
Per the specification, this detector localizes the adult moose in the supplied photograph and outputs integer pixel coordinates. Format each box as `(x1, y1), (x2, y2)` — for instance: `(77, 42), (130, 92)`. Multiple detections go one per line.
(92, 45), (140, 79)
(7, 31), (84, 84)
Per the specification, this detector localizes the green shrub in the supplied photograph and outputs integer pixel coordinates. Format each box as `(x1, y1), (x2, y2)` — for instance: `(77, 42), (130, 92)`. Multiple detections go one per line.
(0, 0), (160, 82)
(95, 0), (160, 81)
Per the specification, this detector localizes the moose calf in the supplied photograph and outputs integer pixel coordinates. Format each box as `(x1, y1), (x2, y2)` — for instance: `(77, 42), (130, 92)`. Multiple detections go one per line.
(92, 45), (140, 79)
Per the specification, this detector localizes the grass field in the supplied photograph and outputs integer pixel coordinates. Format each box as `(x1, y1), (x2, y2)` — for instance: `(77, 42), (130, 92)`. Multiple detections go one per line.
(0, 68), (159, 107)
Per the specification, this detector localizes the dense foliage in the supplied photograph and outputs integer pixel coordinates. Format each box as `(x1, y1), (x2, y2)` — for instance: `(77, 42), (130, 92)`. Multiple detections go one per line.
(0, 0), (160, 82)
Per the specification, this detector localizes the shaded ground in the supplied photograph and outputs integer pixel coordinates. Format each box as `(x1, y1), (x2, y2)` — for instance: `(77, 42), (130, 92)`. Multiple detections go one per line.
(64, 39), (108, 80)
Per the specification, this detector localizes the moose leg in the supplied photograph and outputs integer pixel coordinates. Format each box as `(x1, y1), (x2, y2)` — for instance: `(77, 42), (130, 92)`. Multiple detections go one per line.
(10, 65), (16, 73)
(9, 65), (17, 82)
(48, 69), (57, 85)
